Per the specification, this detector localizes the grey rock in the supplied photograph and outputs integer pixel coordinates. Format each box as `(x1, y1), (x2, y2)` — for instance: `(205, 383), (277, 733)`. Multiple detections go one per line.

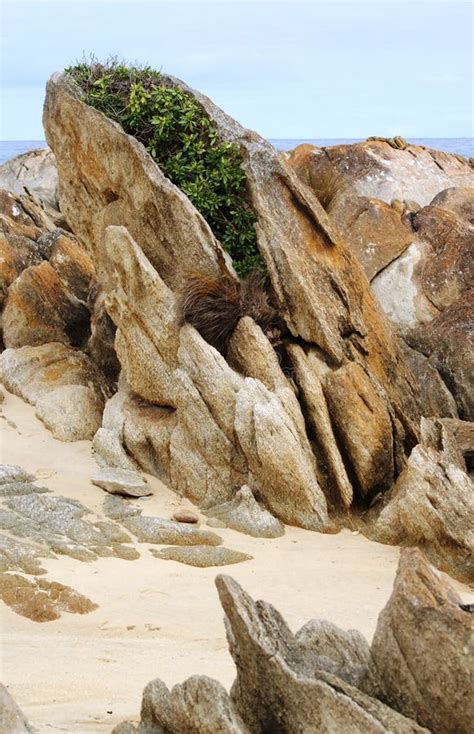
(0, 482), (49, 497)
(0, 147), (59, 209)
(206, 485), (284, 538)
(371, 548), (474, 734)
(171, 507), (199, 523)
(150, 545), (252, 567)
(91, 467), (151, 497)
(216, 575), (429, 733)
(0, 682), (33, 733)
(123, 515), (223, 547)
(0, 465), (35, 485)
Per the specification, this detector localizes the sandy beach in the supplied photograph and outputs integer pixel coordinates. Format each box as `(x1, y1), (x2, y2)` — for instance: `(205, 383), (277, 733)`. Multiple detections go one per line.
(1, 388), (472, 733)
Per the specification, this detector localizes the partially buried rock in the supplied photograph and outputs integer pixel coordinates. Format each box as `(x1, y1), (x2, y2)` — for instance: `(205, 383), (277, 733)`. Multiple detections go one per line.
(370, 548), (474, 734)
(172, 507), (199, 523)
(205, 485), (284, 538)
(0, 465), (35, 485)
(91, 467), (151, 498)
(0, 682), (33, 733)
(0, 572), (98, 622)
(150, 545), (252, 568)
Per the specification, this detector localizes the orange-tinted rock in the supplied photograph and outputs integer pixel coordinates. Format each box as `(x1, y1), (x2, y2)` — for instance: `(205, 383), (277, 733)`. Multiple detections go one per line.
(49, 231), (96, 301)
(413, 205), (474, 311)
(430, 186), (474, 225)
(2, 260), (90, 348)
(288, 141), (474, 207)
(329, 195), (413, 280)
(323, 363), (394, 501)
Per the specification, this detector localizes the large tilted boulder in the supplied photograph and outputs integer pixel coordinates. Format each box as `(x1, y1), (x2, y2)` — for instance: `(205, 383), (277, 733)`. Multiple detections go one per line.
(287, 140), (474, 207)
(117, 556), (466, 733)
(43, 72), (426, 525)
(367, 418), (474, 581)
(371, 548), (474, 734)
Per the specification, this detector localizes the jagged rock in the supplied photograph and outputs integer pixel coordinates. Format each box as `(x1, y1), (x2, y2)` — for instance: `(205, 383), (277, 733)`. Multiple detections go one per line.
(294, 619), (379, 695)
(150, 545), (253, 567)
(0, 465), (35, 485)
(430, 186), (474, 224)
(112, 676), (249, 734)
(401, 342), (458, 419)
(329, 195), (413, 281)
(406, 292), (474, 420)
(0, 342), (106, 441)
(44, 70), (425, 529)
(0, 147), (59, 210)
(172, 507), (198, 523)
(48, 230), (95, 302)
(114, 572), (430, 734)
(205, 485), (284, 538)
(91, 467), (151, 497)
(368, 418), (474, 581)
(288, 140), (474, 206)
(0, 682), (33, 733)
(439, 418), (474, 469)
(370, 548), (474, 734)
(412, 204), (474, 311)
(0, 572), (97, 622)
(0, 189), (42, 241)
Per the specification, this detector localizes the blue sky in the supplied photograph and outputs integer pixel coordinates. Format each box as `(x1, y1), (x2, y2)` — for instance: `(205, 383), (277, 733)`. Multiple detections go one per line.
(1, 0), (472, 140)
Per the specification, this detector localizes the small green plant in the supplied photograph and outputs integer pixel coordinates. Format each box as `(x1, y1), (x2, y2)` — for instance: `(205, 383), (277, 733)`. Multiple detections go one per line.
(66, 58), (262, 277)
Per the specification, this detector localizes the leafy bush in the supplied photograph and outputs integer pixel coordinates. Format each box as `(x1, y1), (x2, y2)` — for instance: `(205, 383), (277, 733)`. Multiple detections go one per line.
(66, 59), (262, 277)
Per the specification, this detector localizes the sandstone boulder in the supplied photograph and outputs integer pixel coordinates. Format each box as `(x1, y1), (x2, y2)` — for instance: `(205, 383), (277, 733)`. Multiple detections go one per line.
(0, 342), (106, 441)
(288, 141), (474, 207)
(91, 467), (151, 497)
(205, 484), (285, 538)
(371, 548), (474, 734)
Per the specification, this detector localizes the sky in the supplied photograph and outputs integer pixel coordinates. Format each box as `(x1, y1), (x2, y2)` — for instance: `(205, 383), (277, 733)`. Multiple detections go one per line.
(0, 0), (472, 140)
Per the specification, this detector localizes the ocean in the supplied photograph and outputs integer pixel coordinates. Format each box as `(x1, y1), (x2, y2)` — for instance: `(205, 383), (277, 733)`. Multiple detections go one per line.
(0, 138), (472, 166)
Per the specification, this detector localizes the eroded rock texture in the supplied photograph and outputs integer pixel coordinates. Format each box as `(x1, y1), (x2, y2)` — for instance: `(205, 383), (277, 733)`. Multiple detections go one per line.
(116, 554), (466, 733)
(42, 71), (429, 534)
(371, 548), (474, 734)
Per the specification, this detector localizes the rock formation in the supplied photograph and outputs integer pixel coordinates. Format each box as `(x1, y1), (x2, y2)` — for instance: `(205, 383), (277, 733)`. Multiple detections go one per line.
(113, 548), (471, 733)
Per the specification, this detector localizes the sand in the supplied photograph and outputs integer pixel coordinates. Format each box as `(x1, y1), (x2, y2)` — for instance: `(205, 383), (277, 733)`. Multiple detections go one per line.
(1, 388), (472, 733)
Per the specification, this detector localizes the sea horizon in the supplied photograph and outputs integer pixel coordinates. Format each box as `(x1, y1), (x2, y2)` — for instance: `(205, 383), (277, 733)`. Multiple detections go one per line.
(1, 137), (473, 166)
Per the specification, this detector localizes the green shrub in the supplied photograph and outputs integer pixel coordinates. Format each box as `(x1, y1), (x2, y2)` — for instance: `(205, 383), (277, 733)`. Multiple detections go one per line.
(66, 59), (262, 277)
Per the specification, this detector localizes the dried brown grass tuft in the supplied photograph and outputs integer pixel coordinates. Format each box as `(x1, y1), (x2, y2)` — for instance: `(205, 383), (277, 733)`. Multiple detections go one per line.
(313, 166), (345, 211)
(180, 272), (278, 354)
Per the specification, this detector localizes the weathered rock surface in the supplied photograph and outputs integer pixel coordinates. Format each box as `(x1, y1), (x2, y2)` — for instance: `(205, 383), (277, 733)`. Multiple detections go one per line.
(329, 195), (413, 281)
(412, 204), (474, 312)
(112, 676), (250, 734)
(370, 548), (474, 734)
(117, 570), (430, 733)
(0, 682), (33, 733)
(0, 147), (59, 210)
(0, 465), (35, 486)
(406, 292), (474, 421)
(0, 342), (106, 440)
(368, 418), (474, 581)
(150, 545), (253, 567)
(205, 485), (285, 538)
(91, 467), (151, 497)
(43, 70), (427, 531)
(288, 140), (474, 207)
(401, 343), (458, 419)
